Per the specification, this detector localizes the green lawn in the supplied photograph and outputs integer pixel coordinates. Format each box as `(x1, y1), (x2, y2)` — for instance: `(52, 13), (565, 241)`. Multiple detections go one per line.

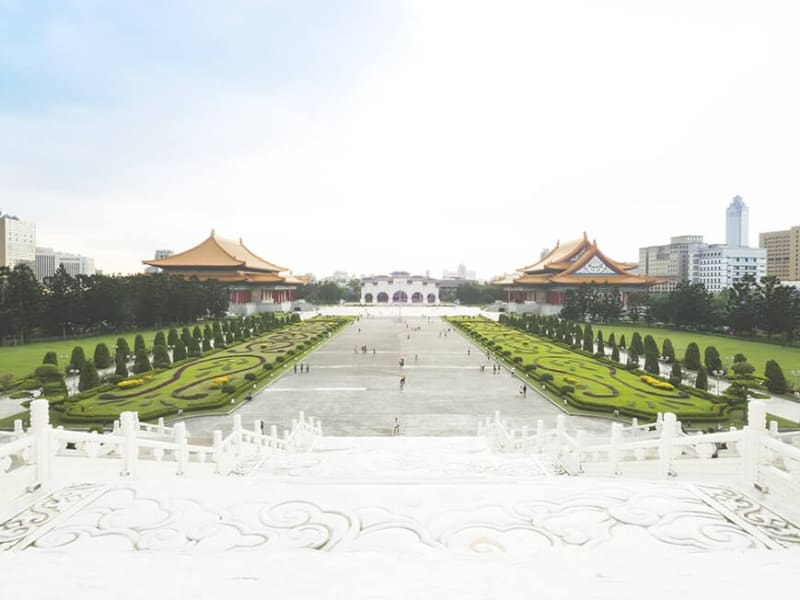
(589, 323), (800, 379)
(0, 328), (164, 380)
(450, 317), (729, 423)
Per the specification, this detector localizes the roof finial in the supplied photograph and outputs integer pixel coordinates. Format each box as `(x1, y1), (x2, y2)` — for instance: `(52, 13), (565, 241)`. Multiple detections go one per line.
(583, 231), (588, 240)
(210, 229), (215, 238)
(593, 239), (597, 247)
(239, 237), (243, 244)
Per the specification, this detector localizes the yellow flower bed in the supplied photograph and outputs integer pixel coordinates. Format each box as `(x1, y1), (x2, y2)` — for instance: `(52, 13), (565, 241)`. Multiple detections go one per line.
(640, 375), (674, 390)
(211, 375), (231, 388)
(564, 376), (579, 384)
(118, 379), (145, 389)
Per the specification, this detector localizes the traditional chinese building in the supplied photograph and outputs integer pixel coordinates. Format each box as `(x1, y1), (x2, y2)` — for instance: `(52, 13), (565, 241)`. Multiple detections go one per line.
(143, 230), (305, 314)
(494, 233), (664, 314)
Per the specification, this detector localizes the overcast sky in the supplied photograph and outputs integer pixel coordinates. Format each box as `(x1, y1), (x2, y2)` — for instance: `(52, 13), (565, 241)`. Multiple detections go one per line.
(1, 0), (798, 280)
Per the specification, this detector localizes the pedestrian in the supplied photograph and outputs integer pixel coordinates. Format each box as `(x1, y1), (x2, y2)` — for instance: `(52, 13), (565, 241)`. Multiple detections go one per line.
(392, 417), (400, 436)
(399, 358), (405, 367)
(293, 363), (298, 374)
(306, 364), (310, 373)
(299, 363), (304, 372)
(511, 367), (515, 376)
(521, 383), (527, 396)
(373, 348), (376, 355)
(414, 354), (418, 362)
(400, 375), (406, 390)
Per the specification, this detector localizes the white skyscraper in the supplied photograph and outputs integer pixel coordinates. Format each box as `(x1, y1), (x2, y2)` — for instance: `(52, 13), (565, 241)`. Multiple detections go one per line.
(725, 195), (749, 248)
(0, 211), (36, 268)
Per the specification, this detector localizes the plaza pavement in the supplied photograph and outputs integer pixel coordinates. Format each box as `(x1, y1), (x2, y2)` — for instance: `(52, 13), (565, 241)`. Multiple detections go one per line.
(183, 316), (615, 439)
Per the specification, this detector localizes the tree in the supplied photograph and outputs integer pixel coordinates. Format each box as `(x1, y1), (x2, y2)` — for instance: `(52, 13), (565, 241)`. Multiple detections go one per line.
(704, 346), (722, 373)
(733, 353), (747, 363)
(644, 350), (660, 375)
(68, 346), (86, 372)
(643, 334), (658, 357)
(670, 282), (714, 328)
(580, 323), (593, 353)
(42, 351), (58, 366)
(627, 349), (639, 369)
(608, 332), (616, 347)
(116, 337), (131, 359)
(214, 332), (225, 349)
(669, 361), (683, 386)
(131, 348), (151, 374)
(172, 340), (187, 362)
(695, 366), (708, 391)
(611, 343), (620, 362)
(114, 349), (128, 378)
(764, 360), (787, 394)
(731, 361), (755, 378)
(202, 338), (212, 352)
(93, 343), (112, 369)
(134, 334), (146, 353)
(152, 344), (171, 369)
(187, 337), (202, 358)
(726, 273), (759, 335)
(43, 264), (79, 338)
(619, 334), (626, 349)
(683, 342), (701, 370)
(153, 331), (166, 348)
(630, 332), (644, 356)
(596, 337), (605, 357)
(661, 338), (675, 363)
(78, 360), (100, 392)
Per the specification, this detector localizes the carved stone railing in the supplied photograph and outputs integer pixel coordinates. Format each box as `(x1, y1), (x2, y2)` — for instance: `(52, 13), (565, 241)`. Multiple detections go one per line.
(0, 400), (323, 501)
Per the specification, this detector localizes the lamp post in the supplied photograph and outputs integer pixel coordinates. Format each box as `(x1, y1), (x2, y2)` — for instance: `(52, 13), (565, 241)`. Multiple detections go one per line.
(68, 368), (80, 396)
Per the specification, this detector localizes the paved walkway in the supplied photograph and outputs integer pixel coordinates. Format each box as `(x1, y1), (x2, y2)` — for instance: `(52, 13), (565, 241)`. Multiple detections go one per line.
(184, 316), (614, 438)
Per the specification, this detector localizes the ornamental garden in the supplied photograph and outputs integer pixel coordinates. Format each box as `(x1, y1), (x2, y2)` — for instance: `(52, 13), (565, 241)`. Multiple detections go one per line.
(1, 314), (352, 428)
(448, 315), (795, 427)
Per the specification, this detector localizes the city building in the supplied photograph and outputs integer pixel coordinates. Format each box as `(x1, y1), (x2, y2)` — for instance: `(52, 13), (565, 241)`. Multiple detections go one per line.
(144, 249), (174, 274)
(726, 195), (749, 248)
(34, 247), (96, 281)
(638, 235), (707, 292)
(0, 211), (36, 268)
(442, 264), (476, 280)
(690, 245), (767, 295)
(142, 230), (305, 314)
(494, 233), (664, 314)
(759, 225), (800, 281)
(360, 271), (439, 304)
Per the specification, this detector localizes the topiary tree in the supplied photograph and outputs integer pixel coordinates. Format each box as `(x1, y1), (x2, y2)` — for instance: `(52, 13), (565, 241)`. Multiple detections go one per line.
(214, 333), (225, 349)
(630, 332), (644, 356)
(181, 327), (191, 346)
(583, 324), (594, 353)
(684, 342), (701, 370)
(203, 324), (212, 341)
(134, 334), (145, 353)
(627, 349), (639, 369)
(731, 361), (755, 378)
(704, 345), (722, 373)
(669, 361), (683, 386)
(695, 366), (708, 391)
(78, 360), (100, 392)
(93, 343), (112, 369)
(42, 351), (58, 366)
(661, 338), (675, 363)
(114, 350), (128, 378)
(764, 360), (787, 394)
(154, 331), (166, 348)
(596, 337), (605, 357)
(619, 334), (626, 349)
(68, 346), (86, 373)
(607, 332), (616, 347)
(202, 338), (212, 353)
(152, 344), (171, 369)
(611, 343), (620, 363)
(131, 348), (151, 374)
(116, 337), (131, 358)
(172, 340), (187, 362)
(167, 328), (179, 348)
(643, 334), (658, 357)
(644, 350), (660, 375)
(733, 353), (747, 364)
(187, 337), (202, 358)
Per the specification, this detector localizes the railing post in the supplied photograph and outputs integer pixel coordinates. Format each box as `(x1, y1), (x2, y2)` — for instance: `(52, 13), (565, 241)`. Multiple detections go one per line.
(213, 430), (223, 475)
(30, 399), (53, 488)
(270, 425), (278, 449)
(174, 422), (187, 475)
(536, 419), (544, 452)
(631, 417), (638, 430)
(556, 414), (566, 459)
(232, 414), (243, 457)
(656, 412), (663, 433)
(253, 419), (264, 457)
(769, 420), (778, 436)
(521, 425), (529, 452)
(575, 430), (585, 473)
(158, 417), (165, 434)
(610, 422), (622, 475)
(120, 411), (138, 477)
(659, 413), (677, 478)
(13, 419), (24, 439)
(742, 401), (767, 488)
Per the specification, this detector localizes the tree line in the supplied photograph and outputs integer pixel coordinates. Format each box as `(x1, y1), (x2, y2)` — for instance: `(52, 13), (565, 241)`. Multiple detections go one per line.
(560, 275), (800, 342)
(0, 264), (230, 344)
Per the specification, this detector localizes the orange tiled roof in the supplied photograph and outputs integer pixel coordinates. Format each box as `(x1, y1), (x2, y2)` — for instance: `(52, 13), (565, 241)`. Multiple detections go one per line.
(496, 234), (665, 287)
(143, 230), (287, 273)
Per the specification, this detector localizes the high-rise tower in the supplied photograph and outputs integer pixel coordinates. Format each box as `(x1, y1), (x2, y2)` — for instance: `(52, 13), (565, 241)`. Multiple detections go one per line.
(725, 195), (749, 248)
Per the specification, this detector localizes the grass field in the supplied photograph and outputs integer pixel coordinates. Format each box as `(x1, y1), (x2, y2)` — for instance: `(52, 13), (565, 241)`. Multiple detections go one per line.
(589, 323), (800, 380)
(450, 317), (729, 423)
(0, 328), (164, 380)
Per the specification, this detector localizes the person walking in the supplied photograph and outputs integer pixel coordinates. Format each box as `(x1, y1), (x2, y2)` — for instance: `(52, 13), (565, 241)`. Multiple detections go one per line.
(392, 417), (400, 436)
(400, 375), (406, 390)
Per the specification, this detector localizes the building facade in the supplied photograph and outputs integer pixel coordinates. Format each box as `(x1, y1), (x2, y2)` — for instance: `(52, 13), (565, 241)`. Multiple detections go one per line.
(638, 235), (707, 292)
(34, 247), (96, 281)
(759, 226), (800, 281)
(495, 233), (664, 315)
(360, 272), (439, 304)
(690, 245), (767, 295)
(726, 195), (749, 248)
(0, 213), (36, 268)
(143, 230), (305, 315)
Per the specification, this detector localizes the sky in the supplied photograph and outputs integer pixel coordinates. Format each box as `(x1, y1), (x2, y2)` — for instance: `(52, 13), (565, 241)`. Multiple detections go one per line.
(1, 0), (799, 280)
